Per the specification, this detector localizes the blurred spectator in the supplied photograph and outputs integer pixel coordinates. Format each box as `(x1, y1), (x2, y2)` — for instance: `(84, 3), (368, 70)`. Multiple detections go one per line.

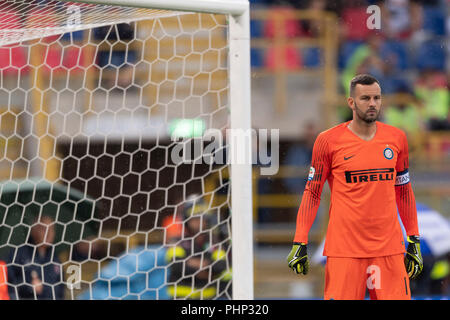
(94, 23), (136, 89)
(414, 69), (449, 131)
(165, 196), (231, 299)
(254, 126), (277, 223)
(283, 122), (318, 195)
(411, 0), (445, 38)
(162, 213), (183, 244)
(377, 0), (423, 40)
(383, 93), (425, 154)
(384, 97), (422, 135)
(429, 253), (450, 296)
(447, 4), (450, 72)
(341, 32), (410, 95)
(6, 215), (64, 300)
(300, 0), (327, 38)
(71, 237), (106, 262)
(340, 0), (372, 41)
(161, 194), (201, 244)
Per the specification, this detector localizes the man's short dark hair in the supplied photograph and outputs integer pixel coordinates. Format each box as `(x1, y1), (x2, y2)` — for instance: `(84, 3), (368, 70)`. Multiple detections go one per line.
(350, 74), (380, 97)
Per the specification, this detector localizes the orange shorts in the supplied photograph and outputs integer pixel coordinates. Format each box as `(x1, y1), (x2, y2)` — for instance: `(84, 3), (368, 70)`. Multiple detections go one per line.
(324, 254), (410, 300)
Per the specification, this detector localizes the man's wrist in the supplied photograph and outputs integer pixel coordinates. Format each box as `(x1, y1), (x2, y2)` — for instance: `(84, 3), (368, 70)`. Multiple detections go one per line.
(407, 235), (420, 243)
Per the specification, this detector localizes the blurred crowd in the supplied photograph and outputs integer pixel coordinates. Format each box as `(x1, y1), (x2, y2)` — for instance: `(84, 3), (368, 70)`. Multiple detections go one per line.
(250, 0), (450, 137)
(0, 194), (232, 300)
(2, 0), (448, 137)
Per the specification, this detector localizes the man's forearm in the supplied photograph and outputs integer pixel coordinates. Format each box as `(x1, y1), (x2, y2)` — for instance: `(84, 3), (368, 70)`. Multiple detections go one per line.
(293, 188), (321, 244)
(395, 183), (419, 236)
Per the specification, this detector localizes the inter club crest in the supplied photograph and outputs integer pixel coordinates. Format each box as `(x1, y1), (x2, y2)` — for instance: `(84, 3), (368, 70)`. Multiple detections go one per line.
(383, 147), (394, 160)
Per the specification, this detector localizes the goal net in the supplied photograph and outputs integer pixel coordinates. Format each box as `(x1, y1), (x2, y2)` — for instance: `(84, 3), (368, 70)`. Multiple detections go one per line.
(0, 0), (252, 300)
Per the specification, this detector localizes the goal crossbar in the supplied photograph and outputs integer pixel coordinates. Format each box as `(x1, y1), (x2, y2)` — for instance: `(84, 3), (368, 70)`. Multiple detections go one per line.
(64, 0), (249, 15)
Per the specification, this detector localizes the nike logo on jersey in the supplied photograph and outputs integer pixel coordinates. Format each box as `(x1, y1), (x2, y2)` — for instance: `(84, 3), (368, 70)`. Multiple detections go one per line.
(344, 155), (355, 160)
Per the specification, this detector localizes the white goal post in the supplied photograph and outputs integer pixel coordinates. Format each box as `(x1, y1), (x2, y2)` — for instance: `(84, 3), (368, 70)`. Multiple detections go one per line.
(0, 0), (253, 300)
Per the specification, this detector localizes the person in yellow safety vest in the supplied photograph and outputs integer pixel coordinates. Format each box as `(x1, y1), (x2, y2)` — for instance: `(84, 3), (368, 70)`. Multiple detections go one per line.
(429, 254), (450, 295)
(383, 97), (425, 156)
(414, 69), (449, 131)
(165, 196), (232, 299)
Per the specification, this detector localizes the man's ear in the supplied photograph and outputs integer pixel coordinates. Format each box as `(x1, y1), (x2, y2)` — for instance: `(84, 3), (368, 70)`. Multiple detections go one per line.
(347, 96), (354, 111)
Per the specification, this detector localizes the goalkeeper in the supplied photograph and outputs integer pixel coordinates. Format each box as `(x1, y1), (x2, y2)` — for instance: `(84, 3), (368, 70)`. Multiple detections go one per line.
(287, 74), (423, 300)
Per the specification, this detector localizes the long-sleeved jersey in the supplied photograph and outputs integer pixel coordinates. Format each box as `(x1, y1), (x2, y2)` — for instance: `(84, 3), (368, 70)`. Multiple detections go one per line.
(294, 121), (419, 257)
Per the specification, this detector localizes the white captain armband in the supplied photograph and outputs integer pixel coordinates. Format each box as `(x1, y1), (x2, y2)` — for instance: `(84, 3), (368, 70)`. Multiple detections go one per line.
(395, 169), (410, 186)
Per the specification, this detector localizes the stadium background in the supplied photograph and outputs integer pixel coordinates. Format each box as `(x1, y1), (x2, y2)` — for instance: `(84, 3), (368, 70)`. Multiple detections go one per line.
(0, 0), (448, 300)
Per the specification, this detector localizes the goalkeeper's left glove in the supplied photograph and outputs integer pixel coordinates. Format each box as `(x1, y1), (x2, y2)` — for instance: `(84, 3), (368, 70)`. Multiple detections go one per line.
(404, 235), (423, 280)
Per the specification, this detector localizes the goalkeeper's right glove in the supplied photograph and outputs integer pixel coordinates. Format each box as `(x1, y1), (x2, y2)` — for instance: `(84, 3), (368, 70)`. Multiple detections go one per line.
(287, 243), (309, 275)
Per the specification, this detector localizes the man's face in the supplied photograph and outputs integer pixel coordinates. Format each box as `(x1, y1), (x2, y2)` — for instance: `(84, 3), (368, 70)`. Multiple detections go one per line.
(31, 216), (55, 246)
(348, 83), (382, 123)
(188, 216), (201, 232)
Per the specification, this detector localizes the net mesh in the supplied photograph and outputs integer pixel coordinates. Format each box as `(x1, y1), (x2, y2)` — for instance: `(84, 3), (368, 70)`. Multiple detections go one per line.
(0, 0), (184, 46)
(0, 0), (232, 300)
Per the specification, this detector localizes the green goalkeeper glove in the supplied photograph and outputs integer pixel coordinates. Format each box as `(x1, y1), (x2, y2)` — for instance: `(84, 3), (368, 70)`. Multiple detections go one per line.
(287, 243), (309, 275)
(404, 235), (423, 280)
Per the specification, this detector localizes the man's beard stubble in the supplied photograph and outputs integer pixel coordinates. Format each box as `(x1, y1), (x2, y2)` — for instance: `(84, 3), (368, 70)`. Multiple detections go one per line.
(354, 101), (379, 124)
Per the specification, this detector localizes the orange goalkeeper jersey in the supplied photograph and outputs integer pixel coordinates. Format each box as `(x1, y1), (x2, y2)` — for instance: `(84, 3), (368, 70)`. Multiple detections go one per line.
(293, 121), (419, 257)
